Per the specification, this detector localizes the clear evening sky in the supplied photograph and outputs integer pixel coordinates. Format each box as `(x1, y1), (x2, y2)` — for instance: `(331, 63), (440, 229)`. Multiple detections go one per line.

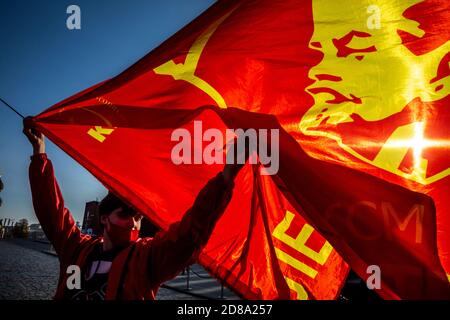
(0, 0), (215, 225)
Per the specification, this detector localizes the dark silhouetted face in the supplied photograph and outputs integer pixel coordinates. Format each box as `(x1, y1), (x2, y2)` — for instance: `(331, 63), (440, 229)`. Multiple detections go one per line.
(101, 207), (143, 248)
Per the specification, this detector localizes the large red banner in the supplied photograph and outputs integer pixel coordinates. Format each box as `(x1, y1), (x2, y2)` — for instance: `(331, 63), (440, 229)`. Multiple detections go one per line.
(32, 0), (450, 299)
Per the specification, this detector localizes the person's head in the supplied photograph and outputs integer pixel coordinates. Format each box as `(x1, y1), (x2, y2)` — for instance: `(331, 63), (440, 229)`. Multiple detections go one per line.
(98, 192), (143, 248)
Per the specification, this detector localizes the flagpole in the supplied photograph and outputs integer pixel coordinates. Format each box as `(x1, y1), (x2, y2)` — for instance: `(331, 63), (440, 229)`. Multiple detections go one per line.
(0, 97), (25, 119)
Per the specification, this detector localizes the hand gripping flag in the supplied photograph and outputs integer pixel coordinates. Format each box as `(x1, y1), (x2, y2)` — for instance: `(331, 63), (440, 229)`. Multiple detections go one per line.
(32, 0), (450, 299)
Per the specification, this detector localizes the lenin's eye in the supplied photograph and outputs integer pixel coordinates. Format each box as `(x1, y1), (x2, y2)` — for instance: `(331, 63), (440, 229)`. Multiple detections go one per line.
(332, 30), (377, 60)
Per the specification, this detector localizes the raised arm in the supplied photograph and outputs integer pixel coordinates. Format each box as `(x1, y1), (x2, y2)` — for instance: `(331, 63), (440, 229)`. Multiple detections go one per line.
(147, 161), (243, 287)
(24, 117), (88, 263)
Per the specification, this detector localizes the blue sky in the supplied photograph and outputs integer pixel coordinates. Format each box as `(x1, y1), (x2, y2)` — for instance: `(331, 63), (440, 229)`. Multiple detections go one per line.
(0, 0), (215, 225)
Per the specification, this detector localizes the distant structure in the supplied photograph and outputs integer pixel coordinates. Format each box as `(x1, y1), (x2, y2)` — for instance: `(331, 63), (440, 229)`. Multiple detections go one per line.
(0, 219), (4, 239)
(0, 176), (3, 207)
(0, 218), (15, 239)
(81, 201), (100, 236)
(29, 223), (48, 242)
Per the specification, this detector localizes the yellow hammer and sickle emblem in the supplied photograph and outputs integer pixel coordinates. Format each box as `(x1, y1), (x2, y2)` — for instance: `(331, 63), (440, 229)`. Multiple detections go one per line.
(87, 10), (235, 142)
(154, 10), (236, 109)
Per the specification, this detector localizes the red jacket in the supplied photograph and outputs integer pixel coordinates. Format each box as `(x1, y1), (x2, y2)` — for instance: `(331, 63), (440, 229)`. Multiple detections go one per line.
(29, 153), (234, 300)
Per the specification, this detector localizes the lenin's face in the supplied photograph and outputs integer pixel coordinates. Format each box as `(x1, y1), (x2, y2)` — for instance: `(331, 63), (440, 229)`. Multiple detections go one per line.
(300, 0), (450, 184)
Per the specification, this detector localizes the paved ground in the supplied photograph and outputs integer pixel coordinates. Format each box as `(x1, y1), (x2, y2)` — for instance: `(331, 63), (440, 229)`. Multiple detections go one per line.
(0, 239), (58, 300)
(0, 238), (238, 300)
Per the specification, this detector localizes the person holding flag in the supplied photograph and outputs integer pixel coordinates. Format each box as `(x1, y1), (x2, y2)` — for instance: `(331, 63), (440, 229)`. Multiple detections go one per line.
(23, 117), (246, 300)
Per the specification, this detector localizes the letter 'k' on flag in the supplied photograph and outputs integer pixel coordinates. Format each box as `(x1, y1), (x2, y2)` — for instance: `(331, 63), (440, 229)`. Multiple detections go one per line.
(31, 0), (450, 299)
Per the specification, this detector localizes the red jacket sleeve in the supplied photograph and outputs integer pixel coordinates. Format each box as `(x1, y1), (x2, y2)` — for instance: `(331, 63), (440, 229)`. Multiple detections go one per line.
(29, 153), (89, 264)
(148, 172), (234, 287)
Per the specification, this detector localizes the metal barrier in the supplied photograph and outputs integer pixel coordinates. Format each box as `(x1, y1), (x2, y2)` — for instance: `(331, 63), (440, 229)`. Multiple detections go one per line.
(161, 266), (227, 300)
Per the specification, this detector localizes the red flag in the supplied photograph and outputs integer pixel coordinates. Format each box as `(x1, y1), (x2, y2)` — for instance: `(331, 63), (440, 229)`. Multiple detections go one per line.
(33, 0), (450, 299)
